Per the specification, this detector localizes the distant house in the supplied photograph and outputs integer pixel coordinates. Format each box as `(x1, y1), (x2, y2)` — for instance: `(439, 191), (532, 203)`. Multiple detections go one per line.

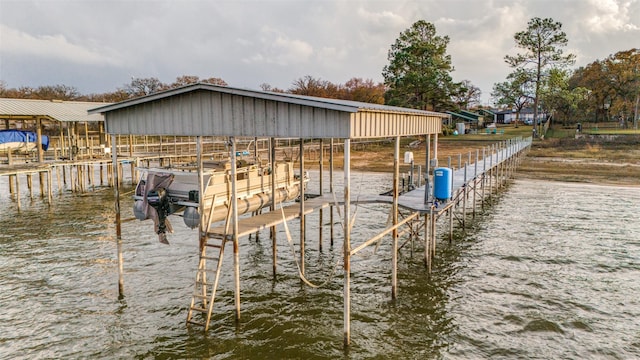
(446, 110), (484, 131)
(495, 108), (547, 124)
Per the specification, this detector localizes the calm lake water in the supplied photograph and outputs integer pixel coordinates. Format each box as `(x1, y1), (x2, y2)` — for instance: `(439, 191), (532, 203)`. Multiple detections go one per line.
(1, 172), (639, 359)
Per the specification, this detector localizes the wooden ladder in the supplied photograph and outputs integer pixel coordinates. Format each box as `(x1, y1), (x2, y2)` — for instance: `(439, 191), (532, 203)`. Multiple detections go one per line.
(185, 232), (228, 330)
(186, 177), (234, 330)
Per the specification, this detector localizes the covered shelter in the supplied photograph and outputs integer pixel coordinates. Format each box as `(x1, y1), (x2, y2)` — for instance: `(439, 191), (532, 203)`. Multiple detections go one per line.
(89, 82), (447, 345)
(0, 98), (109, 162)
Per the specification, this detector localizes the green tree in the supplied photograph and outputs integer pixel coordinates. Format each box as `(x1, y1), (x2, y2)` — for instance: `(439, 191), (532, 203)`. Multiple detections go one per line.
(382, 20), (455, 111)
(541, 68), (590, 126)
(491, 69), (535, 127)
(604, 49), (640, 128)
(506, 17), (575, 135)
(451, 80), (481, 110)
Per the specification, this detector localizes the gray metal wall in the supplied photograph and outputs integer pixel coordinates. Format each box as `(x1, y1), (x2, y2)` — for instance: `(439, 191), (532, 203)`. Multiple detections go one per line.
(104, 89), (443, 139)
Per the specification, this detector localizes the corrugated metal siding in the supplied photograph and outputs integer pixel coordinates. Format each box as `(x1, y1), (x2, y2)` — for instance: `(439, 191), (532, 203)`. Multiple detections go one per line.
(350, 111), (442, 138)
(99, 85), (448, 139)
(105, 90), (352, 138)
(0, 98), (108, 122)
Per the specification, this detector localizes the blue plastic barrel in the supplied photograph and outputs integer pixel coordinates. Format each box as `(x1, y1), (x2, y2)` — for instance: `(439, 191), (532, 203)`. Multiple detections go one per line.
(433, 167), (452, 200)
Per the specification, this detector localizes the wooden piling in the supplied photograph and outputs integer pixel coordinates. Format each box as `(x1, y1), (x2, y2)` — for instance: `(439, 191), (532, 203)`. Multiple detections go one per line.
(16, 174), (21, 210)
(299, 139), (305, 276)
(391, 136), (400, 300)
(27, 174), (33, 199)
(111, 135), (124, 297)
(9, 174), (15, 195)
(318, 138), (324, 252)
(229, 137), (241, 322)
(270, 137), (277, 276)
(330, 138), (335, 247)
(343, 138), (351, 347)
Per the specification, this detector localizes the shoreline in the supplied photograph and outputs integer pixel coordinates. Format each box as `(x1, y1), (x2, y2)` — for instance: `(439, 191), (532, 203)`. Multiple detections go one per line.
(333, 136), (640, 187)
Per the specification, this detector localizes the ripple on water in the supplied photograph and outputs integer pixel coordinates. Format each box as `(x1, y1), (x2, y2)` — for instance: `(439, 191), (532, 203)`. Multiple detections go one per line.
(521, 318), (565, 334)
(2, 178), (640, 359)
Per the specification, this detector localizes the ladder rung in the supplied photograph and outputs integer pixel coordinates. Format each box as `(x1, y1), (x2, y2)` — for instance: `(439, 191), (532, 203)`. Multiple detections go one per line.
(205, 243), (222, 248)
(192, 294), (208, 299)
(195, 281), (215, 286)
(190, 306), (209, 313)
(187, 319), (205, 326)
(196, 268), (217, 273)
(200, 256), (219, 261)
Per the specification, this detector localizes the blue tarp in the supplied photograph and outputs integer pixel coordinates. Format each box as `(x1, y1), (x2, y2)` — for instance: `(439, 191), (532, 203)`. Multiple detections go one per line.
(0, 130), (49, 150)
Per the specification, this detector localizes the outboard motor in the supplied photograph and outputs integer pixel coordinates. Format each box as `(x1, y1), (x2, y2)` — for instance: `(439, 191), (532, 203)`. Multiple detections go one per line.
(147, 187), (170, 243)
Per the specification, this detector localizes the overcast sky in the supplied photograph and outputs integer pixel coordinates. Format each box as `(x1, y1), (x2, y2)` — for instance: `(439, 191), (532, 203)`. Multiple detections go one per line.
(1, 0), (638, 104)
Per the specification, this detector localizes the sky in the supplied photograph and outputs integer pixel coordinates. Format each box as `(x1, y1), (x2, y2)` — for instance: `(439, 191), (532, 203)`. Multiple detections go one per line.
(1, 0), (638, 105)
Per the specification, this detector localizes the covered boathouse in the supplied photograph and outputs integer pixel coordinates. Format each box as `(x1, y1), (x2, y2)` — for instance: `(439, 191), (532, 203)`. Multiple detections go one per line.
(89, 82), (448, 345)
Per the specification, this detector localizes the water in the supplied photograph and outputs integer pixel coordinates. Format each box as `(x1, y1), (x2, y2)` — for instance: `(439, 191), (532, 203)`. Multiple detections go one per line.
(1, 174), (639, 359)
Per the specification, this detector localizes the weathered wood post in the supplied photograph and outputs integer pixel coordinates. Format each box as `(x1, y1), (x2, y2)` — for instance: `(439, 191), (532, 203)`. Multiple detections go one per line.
(230, 137), (241, 322)
(343, 138), (351, 347)
(392, 136), (400, 299)
(330, 138), (334, 246)
(111, 134), (124, 298)
(299, 138), (305, 276)
(318, 138), (324, 251)
(270, 137), (277, 276)
(36, 117), (44, 163)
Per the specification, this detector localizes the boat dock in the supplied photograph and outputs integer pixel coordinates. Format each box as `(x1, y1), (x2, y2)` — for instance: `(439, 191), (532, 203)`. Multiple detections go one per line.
(3, 83), (533, 346)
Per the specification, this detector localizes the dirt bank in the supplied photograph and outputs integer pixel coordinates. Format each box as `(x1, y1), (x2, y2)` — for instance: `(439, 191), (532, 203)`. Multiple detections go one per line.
(314, 136), (640, 186)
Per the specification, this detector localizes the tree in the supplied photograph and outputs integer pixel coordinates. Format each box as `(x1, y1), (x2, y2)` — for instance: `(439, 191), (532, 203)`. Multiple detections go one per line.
(124, 77), (166, 97)
(259, 83), (285, 93)
(571, 61), (612, 123)
(382, 20), (456, 111)
(506, 17), (575, 136)
(492, 69), (535, 126)
(288, 75), (339, 98)
(201, 77), (227, 86)
(604, 49), (640, 129)
(341, 78), (385, 104)
(451, 80), (481, 110)
(541, 68), (590, 126)
(168, 75), (227, 88)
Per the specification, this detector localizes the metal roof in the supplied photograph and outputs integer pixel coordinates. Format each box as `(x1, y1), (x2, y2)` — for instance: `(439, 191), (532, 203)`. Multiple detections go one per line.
(90, 83), (446, 139)
(0, 98), (109, 122)
(446, 111), (478, 122)
(90, 83), (444, 117)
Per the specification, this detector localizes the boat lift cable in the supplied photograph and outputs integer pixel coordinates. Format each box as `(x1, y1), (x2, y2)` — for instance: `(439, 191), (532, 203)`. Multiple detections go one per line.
(280, 206), (342, 289)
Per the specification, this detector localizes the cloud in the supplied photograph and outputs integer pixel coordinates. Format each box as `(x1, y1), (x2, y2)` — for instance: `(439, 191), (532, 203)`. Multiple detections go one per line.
(356, 7), (407, 32)
(1, 0), (638, 103)
(242, 27), (314, 66)
(585, 0), (640, 32)
(0, 24), (123, 67)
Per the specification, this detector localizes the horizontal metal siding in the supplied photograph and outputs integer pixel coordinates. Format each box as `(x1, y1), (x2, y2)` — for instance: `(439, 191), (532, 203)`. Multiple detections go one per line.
(349, 111), (443, 138)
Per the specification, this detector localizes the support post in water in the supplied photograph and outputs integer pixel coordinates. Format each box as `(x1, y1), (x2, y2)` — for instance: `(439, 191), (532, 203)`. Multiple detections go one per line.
(111, 134), (124, 298)
(343, 138), (351, 347)
(392, 136), (400, 299)
(230, 137), (241, 322)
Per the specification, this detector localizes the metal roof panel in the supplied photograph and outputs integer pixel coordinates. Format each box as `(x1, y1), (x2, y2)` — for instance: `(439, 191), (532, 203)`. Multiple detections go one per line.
(0, 98), (109, 122)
